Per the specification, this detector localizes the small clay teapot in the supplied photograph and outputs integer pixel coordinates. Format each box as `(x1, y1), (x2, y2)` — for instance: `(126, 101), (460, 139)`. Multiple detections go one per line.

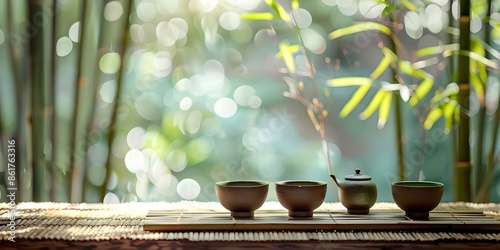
(330, 169), (377, 215)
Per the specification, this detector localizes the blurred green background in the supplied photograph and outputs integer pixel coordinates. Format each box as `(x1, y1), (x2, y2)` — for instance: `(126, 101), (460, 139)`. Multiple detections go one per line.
(0, 0), (499, 203)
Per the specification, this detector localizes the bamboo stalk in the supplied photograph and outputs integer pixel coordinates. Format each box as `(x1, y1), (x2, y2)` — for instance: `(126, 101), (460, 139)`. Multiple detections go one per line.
(6, 0), (25, 202)
(82, 2), (106, 202)
(48, 0), (58, 201)
(100, 0), (132, 200)
(68, 0), (87, 203)
(475, 0), (495, 202)
(1, 1), (9, 199)
(454, 0), (472, 202)
(290, 16), (333, 176)
(388, 12), (406, 181)
(394, 95), (406, 181)
(471, 0), (491, 202)
(28, 0), (48, 201)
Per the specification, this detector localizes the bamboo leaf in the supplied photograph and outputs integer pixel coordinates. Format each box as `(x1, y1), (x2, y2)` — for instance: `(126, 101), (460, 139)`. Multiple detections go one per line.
(470, 73), (485, 104)
(399, 0), (417, 11)
(466, 51), (497, 69)
(328, 77), (373, 87)
(340, 85), (371, 118)
(278, 41), (297, 73)
(265, 0), (290, 22)
(360, 88), (386, 120)
(240, 12), (275, 20)
(328, 22), (391, 40)
(415, 44), (459, 58)
(370, 55), (392, 79)
(381, 5), (394, 17)
(398, 60), (429, 79)
(409, 78), (433, 106)
(323, 87), (331, 98)
(471, 37), (488, 83)
(443, 101), (458, 133)
(424, 108), (443, 130)
(430, 82), (459, 104)
(377, 92), (392, 129)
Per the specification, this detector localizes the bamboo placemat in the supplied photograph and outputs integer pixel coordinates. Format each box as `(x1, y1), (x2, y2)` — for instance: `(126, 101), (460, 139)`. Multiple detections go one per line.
(1, 202), (500, 242)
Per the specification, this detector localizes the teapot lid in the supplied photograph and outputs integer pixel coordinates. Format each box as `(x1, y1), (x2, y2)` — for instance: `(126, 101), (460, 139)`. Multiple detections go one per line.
(345, 169), (371, 181)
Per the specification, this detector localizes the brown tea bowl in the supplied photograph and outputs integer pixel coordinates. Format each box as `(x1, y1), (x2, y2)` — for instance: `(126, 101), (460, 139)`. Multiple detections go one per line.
(215, 180), (269, 219)
(392, 181), (444, 220)
(276, 180), (327, 218)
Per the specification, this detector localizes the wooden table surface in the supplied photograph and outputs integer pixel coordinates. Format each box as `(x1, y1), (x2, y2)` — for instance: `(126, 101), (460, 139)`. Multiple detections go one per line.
(1, 201), (499, 250)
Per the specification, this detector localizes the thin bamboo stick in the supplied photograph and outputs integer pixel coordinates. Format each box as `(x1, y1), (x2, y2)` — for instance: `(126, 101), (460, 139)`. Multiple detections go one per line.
(68, 0), (88, 203)
(454, 0), (472, 202)
(48, 0), (58, 201)
(28, 0), (48, 201)
(388, 12), (406, 181)
(82, 2), (106, 202)
(472, 0), (492, 202)
(6, 0), (26, 202)
(100, 0), (132, 200)
(0, 1), (8, 199)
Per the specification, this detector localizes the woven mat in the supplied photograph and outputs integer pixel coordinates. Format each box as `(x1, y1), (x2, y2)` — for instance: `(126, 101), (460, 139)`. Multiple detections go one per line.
(1, 202), (500, 242)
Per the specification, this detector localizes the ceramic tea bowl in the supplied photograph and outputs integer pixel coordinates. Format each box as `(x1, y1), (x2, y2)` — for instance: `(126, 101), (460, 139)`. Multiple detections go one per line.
(392, 181), (444, 219)
(276, 180), (327, 218)
(215, 180), (269, 219)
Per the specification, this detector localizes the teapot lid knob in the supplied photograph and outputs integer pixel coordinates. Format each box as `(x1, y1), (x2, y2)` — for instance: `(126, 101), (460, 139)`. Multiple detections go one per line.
(345, 168), (372, 181)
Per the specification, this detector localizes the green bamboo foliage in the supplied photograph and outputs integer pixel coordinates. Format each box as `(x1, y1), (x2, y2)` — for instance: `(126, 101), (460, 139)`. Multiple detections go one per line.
(474, 0), (498, 202)
(242, 0), (335, 176)
(327, 4), (436, 181)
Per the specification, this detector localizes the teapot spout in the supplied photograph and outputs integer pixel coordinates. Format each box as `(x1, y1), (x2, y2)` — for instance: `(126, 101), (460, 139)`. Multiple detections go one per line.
(330, 174), (340, 187)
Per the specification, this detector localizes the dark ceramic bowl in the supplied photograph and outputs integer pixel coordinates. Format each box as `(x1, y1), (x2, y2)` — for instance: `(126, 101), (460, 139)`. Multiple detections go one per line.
(276, 180), (327, 218)
(392, 181), (444, 219)
(215, 181), (269, 219)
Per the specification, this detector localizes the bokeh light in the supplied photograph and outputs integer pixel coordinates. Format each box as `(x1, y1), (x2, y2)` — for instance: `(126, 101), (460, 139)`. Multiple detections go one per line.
(69, 22), (80, 42)
(291, 8), (312, 29)
(125, 149), (145, 173)
(103, 192), (120, 203)
(137, 1), (157, 22)
(219, 11), (241, 31)
(104, 1), (123, 22)
(233, 85), (255, 106)
(179, 97), (193, 111)
(338, 0), (358, 16)
(425, 4), (445, 34)
(214, 97), (238, 118)
(56, 36), (73, 57)
(99, 52), (121, 74)
(177, 178), (201, 200)
(358, 0), (384, 19)
(99, 80), (116, 104)
(404, 11), (423, 39)
(167, 149), (188, 172)
(127, 127), (146, 150)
